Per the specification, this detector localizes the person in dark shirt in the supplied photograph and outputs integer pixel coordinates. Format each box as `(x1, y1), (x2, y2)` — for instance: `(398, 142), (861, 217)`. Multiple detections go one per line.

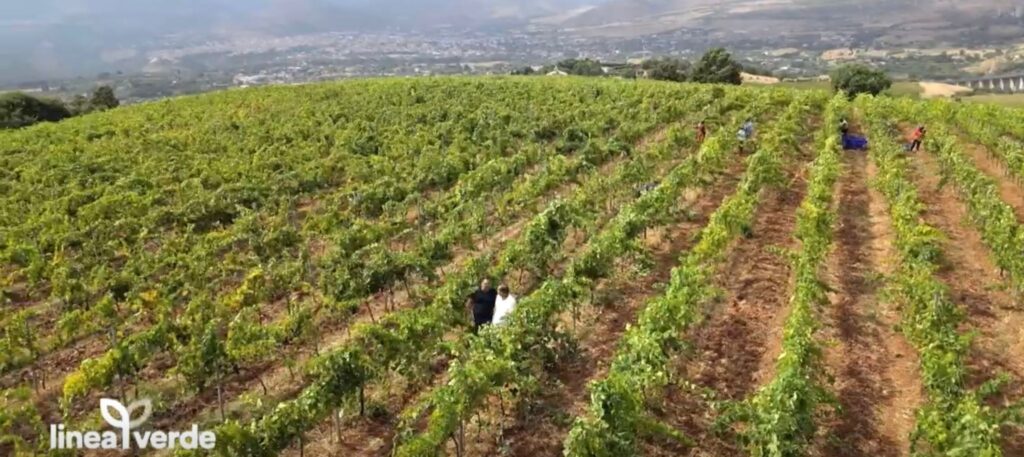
(467, 278), (497, 333)
(635, 182), (658, 197)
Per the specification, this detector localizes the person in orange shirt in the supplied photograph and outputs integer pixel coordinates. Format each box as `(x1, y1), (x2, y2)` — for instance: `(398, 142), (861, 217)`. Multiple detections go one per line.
(909, 126), (926, 152)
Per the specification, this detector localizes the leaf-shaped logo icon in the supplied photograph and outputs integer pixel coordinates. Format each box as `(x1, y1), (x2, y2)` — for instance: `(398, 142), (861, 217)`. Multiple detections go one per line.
(100, 398), (153, 429)
(125, 398), (153, 429)
(100, 398), (130, 430)
(99, 398), (154, 449)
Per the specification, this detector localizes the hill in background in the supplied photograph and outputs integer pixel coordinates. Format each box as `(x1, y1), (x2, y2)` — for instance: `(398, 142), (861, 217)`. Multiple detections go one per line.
(6, 0), (1024, 89)
(541, 0), (1024, 45)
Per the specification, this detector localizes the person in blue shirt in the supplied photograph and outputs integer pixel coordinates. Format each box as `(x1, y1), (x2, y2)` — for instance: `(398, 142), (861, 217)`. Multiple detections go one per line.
(737, 126), (749, 154)
(742, 118), (755, 139)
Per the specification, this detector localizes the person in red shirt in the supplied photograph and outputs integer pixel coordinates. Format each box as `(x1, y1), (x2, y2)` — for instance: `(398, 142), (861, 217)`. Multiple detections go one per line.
(909, 126), (926, 152)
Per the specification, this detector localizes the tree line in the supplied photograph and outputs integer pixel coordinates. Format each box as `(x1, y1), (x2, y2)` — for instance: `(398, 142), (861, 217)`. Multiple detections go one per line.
(0, 57), (894, 131)
(513, 47), (745, 85)
(0, 85), (119, 130)
(512, 48), (895, 99)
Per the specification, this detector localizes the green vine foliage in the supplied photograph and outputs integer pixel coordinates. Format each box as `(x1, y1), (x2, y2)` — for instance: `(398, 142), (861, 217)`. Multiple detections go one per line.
(858, 95), (1018, 457)
(394, 91), (802, 457)
(563, 95), (819, 457)
(722, 93), (845, 457)
(887, 97), (1024, 298)
(9, 78), (1023, 457)
(48, 79), (697, 418)
(170, 81), (737, 457)
(953, 102), (1024, 186)
(0, 387), (45, 456)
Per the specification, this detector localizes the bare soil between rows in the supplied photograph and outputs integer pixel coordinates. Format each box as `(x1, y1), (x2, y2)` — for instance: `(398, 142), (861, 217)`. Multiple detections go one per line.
(816, 149), (922, 457)
(647, 153), (809, 457)
(495, 158), (746, 457)
(955, 135), (1024, 222)
(907, 133), (1024, 455)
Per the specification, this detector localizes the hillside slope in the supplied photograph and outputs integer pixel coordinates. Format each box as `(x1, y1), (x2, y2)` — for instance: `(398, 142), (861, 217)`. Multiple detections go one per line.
(550, 0), (1024, 44)
(2, 78), (1024, 457)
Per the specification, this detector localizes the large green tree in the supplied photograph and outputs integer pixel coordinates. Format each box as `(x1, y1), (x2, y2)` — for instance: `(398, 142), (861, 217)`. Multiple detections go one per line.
(68, 95), (92, 115)
(691, 48), (743, 85)
(0, 92), (72, 129)
(557, 58), (605, 77)
(642, 57), (690, 82)
(90, 85), (120, 111)
(830, 64), (892, 97)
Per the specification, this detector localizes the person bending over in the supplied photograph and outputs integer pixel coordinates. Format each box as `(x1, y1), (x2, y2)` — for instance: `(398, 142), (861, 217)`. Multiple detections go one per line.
(909, 125), (926, 152)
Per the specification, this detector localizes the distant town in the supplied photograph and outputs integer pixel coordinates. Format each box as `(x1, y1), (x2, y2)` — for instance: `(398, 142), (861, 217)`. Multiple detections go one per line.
(2, 28), (1014, 104)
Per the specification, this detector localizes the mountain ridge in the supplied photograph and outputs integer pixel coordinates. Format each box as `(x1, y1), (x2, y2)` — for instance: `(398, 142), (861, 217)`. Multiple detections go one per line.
(546, 0), (1024, 43)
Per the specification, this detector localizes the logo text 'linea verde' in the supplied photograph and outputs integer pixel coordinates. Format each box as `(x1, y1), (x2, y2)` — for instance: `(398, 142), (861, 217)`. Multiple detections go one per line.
(50, 398), (216, 450)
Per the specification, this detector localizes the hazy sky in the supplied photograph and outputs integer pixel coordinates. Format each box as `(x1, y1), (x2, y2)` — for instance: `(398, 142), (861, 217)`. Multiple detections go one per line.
(0, 0), (608, 46)
(0, 0), (605, 83)
(0, 0), (603, 22)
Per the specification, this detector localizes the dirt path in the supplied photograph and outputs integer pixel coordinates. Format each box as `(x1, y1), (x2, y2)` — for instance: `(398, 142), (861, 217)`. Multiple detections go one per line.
(646, 154), (809, 457)
(816, 150), (923, 456)
(907, 139), (1024, 455)
(0, 334), (108, 392)
(918, 82), (972, 99)
(493, 159), (745, 457)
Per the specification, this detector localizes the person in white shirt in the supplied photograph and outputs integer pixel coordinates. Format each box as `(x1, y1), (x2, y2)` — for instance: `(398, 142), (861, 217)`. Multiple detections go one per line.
(492, 284), (517, 325)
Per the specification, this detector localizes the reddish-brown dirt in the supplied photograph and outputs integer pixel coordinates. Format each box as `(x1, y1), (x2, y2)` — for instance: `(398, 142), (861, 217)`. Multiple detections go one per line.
(2, 335), (112, 430)
(647, 151), (809, 457)
(907, 136), (1024, 455)
(0, 333), (109, 393)
(816, 149), (923, 456)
